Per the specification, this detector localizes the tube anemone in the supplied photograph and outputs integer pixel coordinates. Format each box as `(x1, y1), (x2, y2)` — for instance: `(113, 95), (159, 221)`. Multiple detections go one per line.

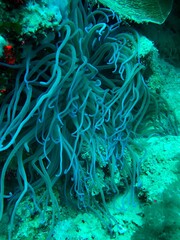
(0, 0), (171, 238)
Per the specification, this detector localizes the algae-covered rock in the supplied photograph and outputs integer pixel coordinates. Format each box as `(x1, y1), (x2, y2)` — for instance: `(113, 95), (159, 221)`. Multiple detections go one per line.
(0, 35), (7, 57)
(97, 0), (173, 24)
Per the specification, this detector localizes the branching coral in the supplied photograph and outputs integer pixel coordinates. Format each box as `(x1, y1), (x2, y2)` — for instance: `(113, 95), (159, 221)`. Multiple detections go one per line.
(0, 0), (165, 238)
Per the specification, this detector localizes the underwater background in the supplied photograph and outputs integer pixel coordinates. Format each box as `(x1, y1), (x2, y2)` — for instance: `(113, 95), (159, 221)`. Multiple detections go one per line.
(0, 0), (179, 239)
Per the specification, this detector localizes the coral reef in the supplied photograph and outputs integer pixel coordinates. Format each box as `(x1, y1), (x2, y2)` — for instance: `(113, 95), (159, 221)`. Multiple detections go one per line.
(0, 0), (179, 240)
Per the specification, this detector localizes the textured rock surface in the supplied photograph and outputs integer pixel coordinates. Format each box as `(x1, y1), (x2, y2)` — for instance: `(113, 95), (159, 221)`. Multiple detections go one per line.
(97, 0), (173, 24)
